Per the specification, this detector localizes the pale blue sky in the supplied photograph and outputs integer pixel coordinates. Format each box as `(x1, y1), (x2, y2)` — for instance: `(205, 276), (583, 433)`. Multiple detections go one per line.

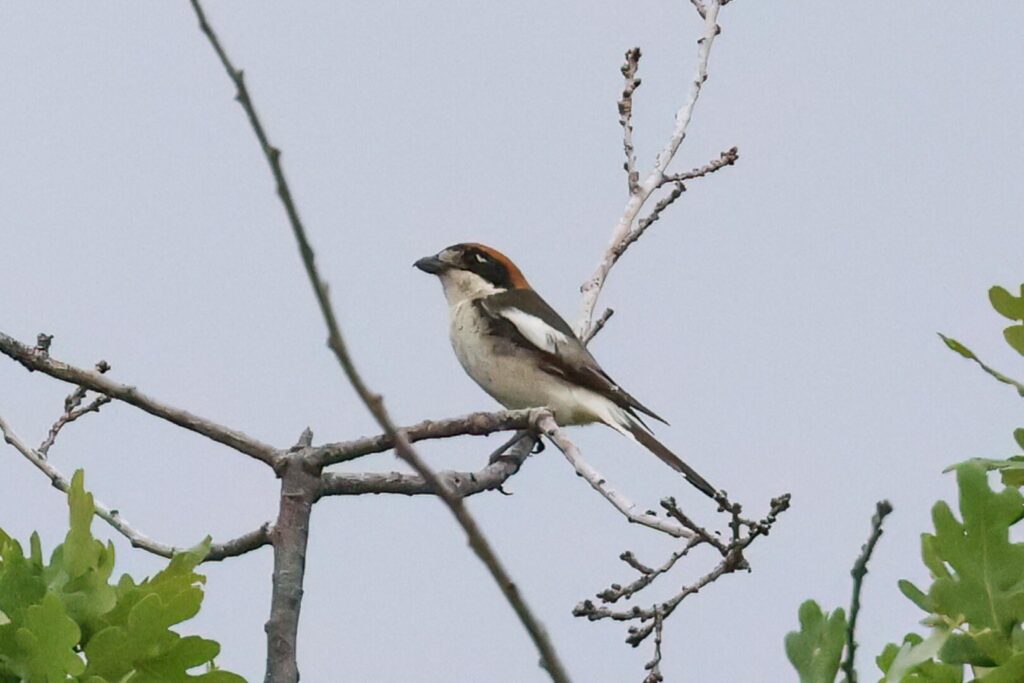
(2, 2), (1023, 681)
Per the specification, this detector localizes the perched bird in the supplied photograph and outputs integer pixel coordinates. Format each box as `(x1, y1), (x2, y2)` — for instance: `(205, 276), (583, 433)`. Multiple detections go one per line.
(414, 242), (716, 498)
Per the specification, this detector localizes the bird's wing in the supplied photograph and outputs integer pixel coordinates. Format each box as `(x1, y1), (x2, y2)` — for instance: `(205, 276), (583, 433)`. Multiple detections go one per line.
(478, 289), (668, 425)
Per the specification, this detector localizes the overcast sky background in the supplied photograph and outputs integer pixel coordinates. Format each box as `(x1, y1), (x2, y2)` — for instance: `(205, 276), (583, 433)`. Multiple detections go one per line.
(2, 2), (1023, 681)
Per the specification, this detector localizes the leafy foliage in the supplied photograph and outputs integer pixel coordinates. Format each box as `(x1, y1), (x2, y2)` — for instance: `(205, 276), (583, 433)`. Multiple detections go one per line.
(785, 601), (847, 683)
(0, 470), (244, 682)
(786, 284), (1024, 682)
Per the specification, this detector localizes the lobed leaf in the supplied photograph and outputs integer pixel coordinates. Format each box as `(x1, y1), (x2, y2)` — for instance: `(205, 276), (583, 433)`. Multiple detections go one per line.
(785, 600), (847, 683)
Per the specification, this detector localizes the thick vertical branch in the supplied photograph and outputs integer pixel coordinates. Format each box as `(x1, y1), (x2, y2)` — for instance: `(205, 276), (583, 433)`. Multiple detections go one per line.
(265, 452), (321, 683)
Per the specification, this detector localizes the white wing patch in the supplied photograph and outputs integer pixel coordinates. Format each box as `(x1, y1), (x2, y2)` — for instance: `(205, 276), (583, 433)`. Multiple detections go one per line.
(500, 307), (571, 354)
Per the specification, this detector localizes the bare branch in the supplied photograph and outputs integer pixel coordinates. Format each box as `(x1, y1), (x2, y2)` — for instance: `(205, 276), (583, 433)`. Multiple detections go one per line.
(577, 0), (726, 337)
(619, 47), (642, 195)
(39, 362), (113, 458)
(690, 0), (708, 19)
(536, 414), (694, 539)
(643, 610), (665, 683)
(581, 308), (614, 346)
(311, 408), (534, 467)
(843, 500), (893, 683)
(596, 541), (700, 604)
(321, 435), (535, 498)
(0, 411), (270, 561)
(0, 330), (280, 468)
(187, 2), (572, 680)
(659, 146), (738, 186)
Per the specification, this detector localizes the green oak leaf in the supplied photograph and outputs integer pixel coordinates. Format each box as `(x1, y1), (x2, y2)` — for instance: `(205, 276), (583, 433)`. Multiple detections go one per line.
(14, 591), (85, 681)
(923, 463), (1024, 646)
(978, 652), (1024, 682)
(785, 600), (846, 683)
(63, 470), (102, 580)
(947, 457), (1024, 490)
(1004, 325), (1024, 356)
(989, 285), (1024, 322)
(938, 631), (999, 667)
(1014, 429), (1024, 451)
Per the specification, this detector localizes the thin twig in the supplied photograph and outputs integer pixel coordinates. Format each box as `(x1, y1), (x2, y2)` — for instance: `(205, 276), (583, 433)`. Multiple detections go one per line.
(0, 412), (271, 561)
(581, 308), (615, 346)
(659, 146), (738, 186)
(842, 500), (893, 683)
(187, 3), (572, 680)
(39, 365), (113, 458)
(537, 414), (694, 539)
(643, 609), (665, 683)
(619, 47), (642, 195)
(597, 540), (701, 604)
(0, 330), (279, 467)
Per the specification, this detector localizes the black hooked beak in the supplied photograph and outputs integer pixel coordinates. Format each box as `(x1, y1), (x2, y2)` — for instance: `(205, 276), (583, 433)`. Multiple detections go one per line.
(413, 254), (446, 274)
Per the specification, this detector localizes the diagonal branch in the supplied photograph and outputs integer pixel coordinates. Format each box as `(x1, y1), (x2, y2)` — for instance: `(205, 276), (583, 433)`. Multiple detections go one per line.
(0, 411), (271, 561)
(187, 2), (572, 681)
(536, 414), (694, 539)
(0, 331), (280, 468)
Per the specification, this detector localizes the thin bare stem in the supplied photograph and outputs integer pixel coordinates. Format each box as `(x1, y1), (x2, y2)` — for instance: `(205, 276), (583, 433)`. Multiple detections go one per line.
(659, 146), (738, 186)
(536, 415), (694, 539)
(0, 330), (279, 467)
(843, 500), (893, 683)
(0, 412), (270, 561)
(187, 2), (571, 680)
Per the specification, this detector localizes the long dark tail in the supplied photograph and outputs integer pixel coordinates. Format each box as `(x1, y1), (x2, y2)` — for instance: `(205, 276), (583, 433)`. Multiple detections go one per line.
(625, 420), (718, 499)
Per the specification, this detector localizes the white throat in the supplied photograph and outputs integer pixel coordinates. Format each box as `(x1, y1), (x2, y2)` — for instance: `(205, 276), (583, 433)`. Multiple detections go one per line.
(438, 269), (502, 307)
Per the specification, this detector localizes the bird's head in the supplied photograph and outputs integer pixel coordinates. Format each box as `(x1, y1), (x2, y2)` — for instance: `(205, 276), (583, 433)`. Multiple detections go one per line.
(414, 243), (530, 305)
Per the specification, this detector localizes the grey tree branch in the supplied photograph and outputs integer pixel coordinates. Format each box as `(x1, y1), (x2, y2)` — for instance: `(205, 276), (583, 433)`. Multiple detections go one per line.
(577, 0), (729, 338)
(0, 330), (279, 468)
(537, 414), (694, 539)
(659, 146), (739, 186)
(38, 360), (113, 457)
(187, 2), (571, 681)
(0, 411), (271, 561)
(311, 408), (534, 467)
(843, 500), (893, 683)
(573, 494), (791, 645)
(320, 434), (535, 497)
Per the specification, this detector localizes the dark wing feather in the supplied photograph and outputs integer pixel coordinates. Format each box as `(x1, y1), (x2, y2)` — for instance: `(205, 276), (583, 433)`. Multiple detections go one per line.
(478, 290), (668, 425)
